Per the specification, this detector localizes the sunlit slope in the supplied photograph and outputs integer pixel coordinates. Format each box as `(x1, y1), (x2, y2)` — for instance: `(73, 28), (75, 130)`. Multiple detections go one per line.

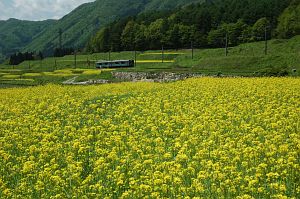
(24, 0), (203, 55)
(0, 18), (55, 61)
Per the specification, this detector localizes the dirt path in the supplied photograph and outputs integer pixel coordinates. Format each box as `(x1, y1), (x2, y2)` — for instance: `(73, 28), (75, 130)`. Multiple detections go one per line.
(63, 76), (78, 84)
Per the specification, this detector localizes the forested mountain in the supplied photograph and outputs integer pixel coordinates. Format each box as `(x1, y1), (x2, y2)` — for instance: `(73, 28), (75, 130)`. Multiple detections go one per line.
(143, 0), (205, 10)
(1, 0), (299, 62)
(0, 18), (54, 62)
(0, 0), (203, 62)
(23, 0), (203, 56)
(87, 0), (298, 52)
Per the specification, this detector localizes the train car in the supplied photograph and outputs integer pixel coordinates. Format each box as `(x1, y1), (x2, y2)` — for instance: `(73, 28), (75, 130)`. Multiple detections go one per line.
(96, 60), (134, 69)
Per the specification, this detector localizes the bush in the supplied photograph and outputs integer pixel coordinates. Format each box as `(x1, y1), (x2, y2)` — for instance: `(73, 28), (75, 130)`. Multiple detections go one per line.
(256, 67), (289, 77)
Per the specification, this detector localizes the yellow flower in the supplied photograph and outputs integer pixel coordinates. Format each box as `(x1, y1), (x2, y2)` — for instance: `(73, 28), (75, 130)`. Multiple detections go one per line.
(0, 78), (298, 198)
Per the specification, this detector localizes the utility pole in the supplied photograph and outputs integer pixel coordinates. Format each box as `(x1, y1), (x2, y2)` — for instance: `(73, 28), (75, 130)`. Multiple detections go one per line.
(191, 41), (194, 60)
(74, 49), (77, 69)
(264, 26), (268, 55)
(225, 33), (228, 56)
(134, 49), (137, 67)
(162, 45), (164, 63)
(108, 49), (112, 68)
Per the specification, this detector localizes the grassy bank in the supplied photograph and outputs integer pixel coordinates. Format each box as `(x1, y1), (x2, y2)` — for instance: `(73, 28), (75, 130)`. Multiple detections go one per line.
(0, 36), (299, 87)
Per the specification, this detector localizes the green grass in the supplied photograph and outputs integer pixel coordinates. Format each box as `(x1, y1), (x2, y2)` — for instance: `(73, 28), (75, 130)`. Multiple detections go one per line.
(0, 68), (118, 88)
(0, 79), (36, 88)
(73, 71), (115, 83)
(0, 36), (299, 87)
(175, 36), (300, 76)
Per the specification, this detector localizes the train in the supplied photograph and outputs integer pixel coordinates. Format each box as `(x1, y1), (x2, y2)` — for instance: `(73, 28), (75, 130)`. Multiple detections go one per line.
(96, 60), (134, 69)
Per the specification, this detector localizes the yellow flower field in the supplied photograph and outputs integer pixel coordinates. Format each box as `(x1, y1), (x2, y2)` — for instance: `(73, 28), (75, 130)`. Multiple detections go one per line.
(0, 78), (299, 198)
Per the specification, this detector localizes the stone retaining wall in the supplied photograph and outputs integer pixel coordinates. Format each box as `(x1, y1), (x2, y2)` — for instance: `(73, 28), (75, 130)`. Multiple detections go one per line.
(112, 72), (203, 82)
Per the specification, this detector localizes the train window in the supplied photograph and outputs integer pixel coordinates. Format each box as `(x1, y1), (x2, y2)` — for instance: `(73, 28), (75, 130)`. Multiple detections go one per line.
(96, 60), (134, 68)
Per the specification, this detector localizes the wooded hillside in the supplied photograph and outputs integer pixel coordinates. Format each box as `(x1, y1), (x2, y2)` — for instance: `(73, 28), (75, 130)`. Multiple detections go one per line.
(87, 0), (299, 52)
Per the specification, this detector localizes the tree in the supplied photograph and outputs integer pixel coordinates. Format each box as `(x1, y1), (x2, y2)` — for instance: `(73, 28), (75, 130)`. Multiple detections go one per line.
(53, 48), (74, 57)
(192, 31), (208, 48)
(121, 21), (137, 50)
(276, 0), (300, 38)
(167, 24), (181, 49)
(109, 20), (128, 52)
(178, 25), (197, 48)
(94, 27), (111, 52)
(208, 27), (225, 47)
(38, 51), (44, 60)
(145, 19), (169, 49)
(134, 24), (147, 51)
(226, 20), (249, 45)
(9, 51), (36, 65)
(252, 18), (270, 41)
(85, 0), (294, 53)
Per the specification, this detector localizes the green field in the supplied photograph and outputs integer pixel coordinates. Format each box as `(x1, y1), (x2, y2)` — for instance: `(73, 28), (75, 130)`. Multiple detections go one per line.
(0, 36), (299, 87)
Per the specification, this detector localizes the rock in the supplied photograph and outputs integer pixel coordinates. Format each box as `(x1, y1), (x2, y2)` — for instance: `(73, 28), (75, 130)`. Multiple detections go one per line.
(112, 72), (203, 82)
(63, 77), (109, 85)
(62, 72), (204, 85)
